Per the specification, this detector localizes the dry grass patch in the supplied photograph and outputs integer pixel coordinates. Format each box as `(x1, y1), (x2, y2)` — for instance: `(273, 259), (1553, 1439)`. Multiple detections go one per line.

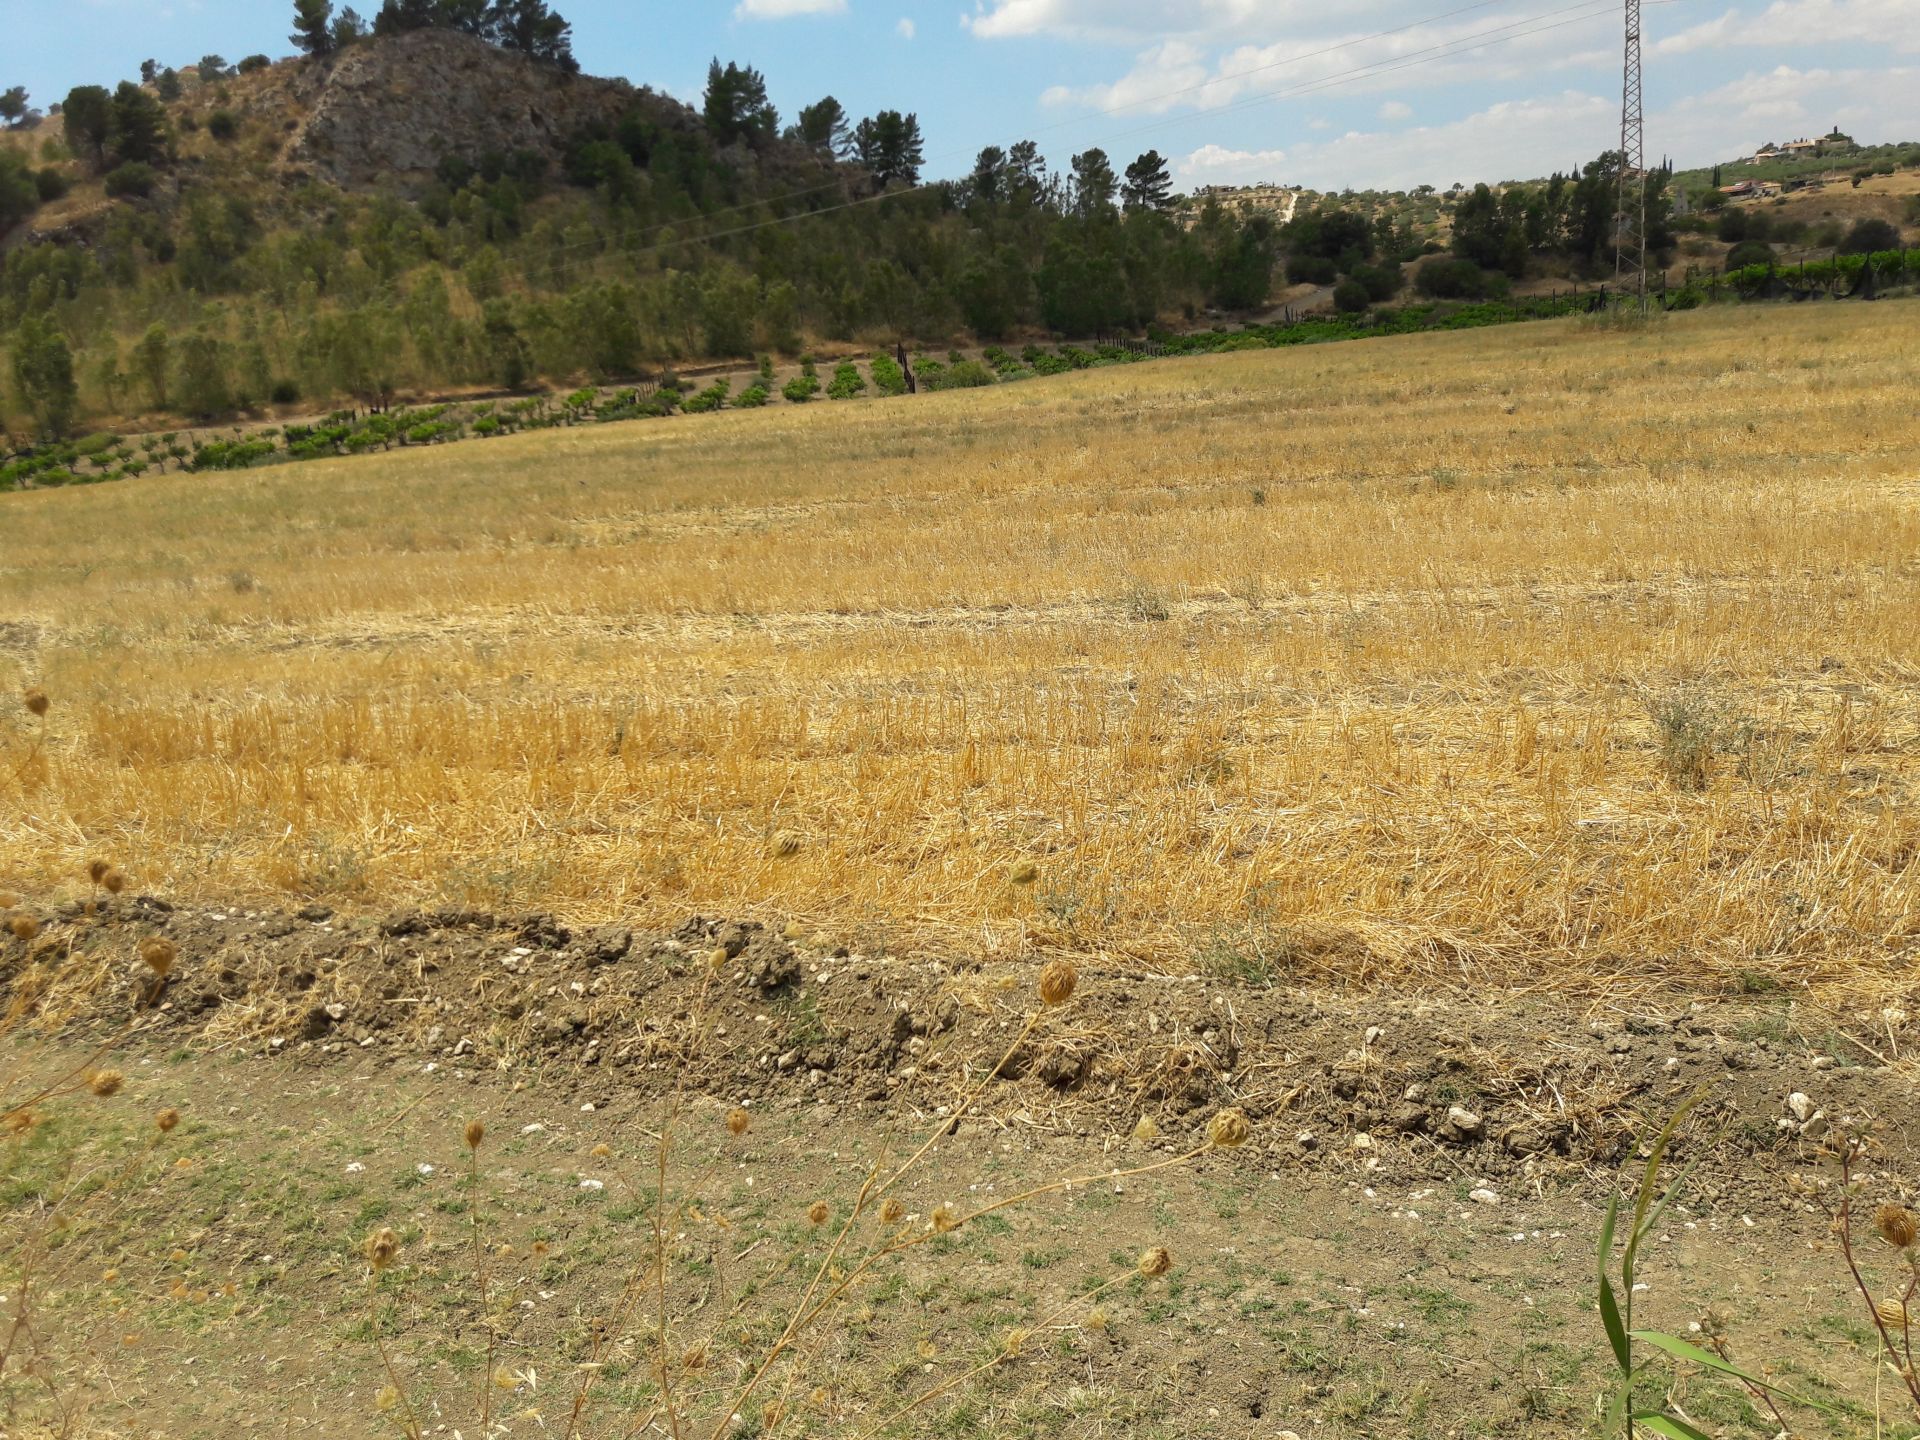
(5, 302), (1920, 996)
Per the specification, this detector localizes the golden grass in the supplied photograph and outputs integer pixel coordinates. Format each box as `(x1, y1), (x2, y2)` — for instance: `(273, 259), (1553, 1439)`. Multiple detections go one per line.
(6, 301), (1920, 994)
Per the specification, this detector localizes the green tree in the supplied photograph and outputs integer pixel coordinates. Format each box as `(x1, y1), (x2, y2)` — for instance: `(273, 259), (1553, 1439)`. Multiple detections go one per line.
(62, 85), (112, 166)
(333, 7), (370, 46)
(111, 82), (168, 163)
(197, 55), (231, 82)
(173, 333), (232, 416)
(373, 0), (437, 32)
(968, 146), (1008, 206)
(487, 1), (577, 69)
(793, 96), (850, 156)
(0, 152), (37, 235)
(1839, 217), (1900, 254)
(132, 323), (170, 409)
(292, 0), (336, 53)
(1122, 150), (1172, 212)
(140, 59), (160, 83)
(852, 110), (923, 188)
(703, 60), (777, 147)
(0, 88), (28, 127)
(156, 69), (183, 103)
(1070, 149), (1117, 217)
(11, 316), (79, 439)
(1209, 213), (1279, 309)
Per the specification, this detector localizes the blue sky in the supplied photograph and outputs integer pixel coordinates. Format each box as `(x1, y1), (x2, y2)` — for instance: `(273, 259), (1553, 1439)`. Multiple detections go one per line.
(10, 0), (1917, 189)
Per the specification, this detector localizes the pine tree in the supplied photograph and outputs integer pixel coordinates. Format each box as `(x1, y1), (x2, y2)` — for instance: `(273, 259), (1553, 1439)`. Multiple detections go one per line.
(703, 60), (777, 146)
(0, 88), (27, 127)
(853, 111), (923, 188)
(291, 0), (336, 54)
(1122, 150), (1172, 212)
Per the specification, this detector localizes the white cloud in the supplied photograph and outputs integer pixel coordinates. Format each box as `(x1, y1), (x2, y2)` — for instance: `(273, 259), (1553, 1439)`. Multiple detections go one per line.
(963, 0), (1287, 44)
(1175, 142), (1290, 184)
(1171, 65), (1920, 193)
(1031, 9), (1626, 119)
(1378, 99), (1411, 120)
(1657, 0), (1920, 56)
(734, 0), (846, 17)
(897, 16), (917, 38)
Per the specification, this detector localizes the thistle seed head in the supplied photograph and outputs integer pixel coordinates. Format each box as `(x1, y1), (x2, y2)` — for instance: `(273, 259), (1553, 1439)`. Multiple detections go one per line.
(1876, 1298), (1910, 1330)
(1207, 1109), (1251, 1149)
(9, 915), (39, 942)
(465, 1120), (485, 1150)
(1038, 959), (1078, 1007)
(881, 1197), (906, 1225)
(23, 688), (49, 718)
(88, 860), (110, 884)
(366, 1226), (401, 1272)
(155, 1107), (180, 1133)
(1137, 1246), (1173, 1278)
(102, 868), (126, 895)
(139, 937), (176, 977)
(807, 1200), (831, 1227)
(931, 1203), (958, 1233)
(1877, 1203), (1919, 1250)
(1132, 1115), (1159, 1143)
(88, 1069), (126, 1097)
(725, 1106), (751, 1137)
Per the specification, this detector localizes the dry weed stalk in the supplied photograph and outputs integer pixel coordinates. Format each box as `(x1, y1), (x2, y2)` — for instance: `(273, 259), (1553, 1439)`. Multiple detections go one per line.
(1812, 1123), (1920, 1416)
(361, 954), (1237, 1437)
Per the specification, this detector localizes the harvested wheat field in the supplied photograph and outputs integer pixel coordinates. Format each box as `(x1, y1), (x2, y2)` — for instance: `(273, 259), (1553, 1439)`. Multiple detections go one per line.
(8, 301), (1920, 1439)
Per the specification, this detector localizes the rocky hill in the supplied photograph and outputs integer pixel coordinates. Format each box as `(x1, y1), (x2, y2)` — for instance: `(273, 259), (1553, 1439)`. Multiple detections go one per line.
(263, 29), (683, 190)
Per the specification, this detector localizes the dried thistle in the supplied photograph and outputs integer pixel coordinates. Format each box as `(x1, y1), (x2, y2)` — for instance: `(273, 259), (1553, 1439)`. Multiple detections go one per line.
(9, 915), (39, 942)
(1009, 861), (1039, 886)
(88, 859), (110, 884)
(725, 1106), (751, 1137)
(102, 868), (126, 895)
(807, 1200), (831, 1227)
(22, 688), (49, 718)
(155, 1107), (181, 1133)
(1876, 1203), (1919, 1250)
(1132, 1114), (1160, 1143)
(682, 1342), (709, 1373)
(139, 937), (177, 977)
(707, 946), (730, 972)
(464, 1120), (485, 1150)
(590, 1142), (611, 1158)
(1207, 1109), (1251, 1149)
(1137, 1246), (1173, 1278)
(881, 1197), (906, 1225)
(931, 1203), (958, 1233)
(0, 892), (16, 909)
(88, 1069), (126, 1098)
(1038, 958), (1078, 1007)
(366, 1226), (401, 1272)
(1875, 1298), (1910, 1330)
(760, 1401), (786, 1430)
(1002, 1327), (1028, 1356)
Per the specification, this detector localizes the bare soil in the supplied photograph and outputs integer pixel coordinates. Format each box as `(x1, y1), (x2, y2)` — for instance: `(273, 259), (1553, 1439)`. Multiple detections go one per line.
(5, 897), (1918, 1438)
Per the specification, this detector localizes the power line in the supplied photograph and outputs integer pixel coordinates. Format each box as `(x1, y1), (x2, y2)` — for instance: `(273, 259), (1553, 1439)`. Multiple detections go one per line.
(1615, 0), (1649, 310)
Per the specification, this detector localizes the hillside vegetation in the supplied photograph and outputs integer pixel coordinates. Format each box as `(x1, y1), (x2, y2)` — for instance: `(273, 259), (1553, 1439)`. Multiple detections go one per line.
(10, 1), (1913, 444)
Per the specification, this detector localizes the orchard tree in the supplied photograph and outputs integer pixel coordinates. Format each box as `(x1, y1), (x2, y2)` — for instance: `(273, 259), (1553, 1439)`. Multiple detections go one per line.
(292, 0), (336, 55)
(132, 323), (170, 409)
(1123, 150), (1172, 212)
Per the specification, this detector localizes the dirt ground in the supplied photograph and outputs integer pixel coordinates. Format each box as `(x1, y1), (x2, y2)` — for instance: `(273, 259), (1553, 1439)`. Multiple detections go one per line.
(6, 897), (1920, 1439)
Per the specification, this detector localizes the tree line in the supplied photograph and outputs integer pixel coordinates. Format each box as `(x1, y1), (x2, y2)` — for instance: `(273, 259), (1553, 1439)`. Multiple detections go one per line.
(5, 2), (1675, 443)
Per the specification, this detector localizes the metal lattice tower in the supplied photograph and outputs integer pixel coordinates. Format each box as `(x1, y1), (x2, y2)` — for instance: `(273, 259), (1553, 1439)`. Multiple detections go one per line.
(1614, 0), (1648, 311)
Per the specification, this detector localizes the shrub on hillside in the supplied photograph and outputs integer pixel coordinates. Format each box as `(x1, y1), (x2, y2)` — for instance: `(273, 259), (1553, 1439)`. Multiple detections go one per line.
(1414, 257), (1499, 299)
(1286, 254), (1338, 286)
(1723, 239), (1775, 272)
(208, 110), (238, 141)
(1839, 218), (1901, 255)
(104, 162), (156, 198)
(34, 167), (69, 201)
(1332, 279), (1372, 314)
(1350, 263), (1404, 302)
